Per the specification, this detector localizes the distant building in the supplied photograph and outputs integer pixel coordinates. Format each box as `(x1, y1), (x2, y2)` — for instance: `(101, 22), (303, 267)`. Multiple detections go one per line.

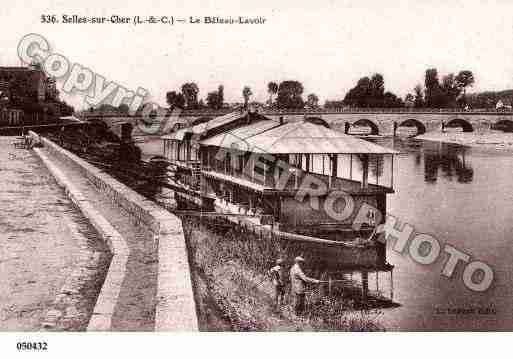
(0, 108), (23, 126)
(0, 64), (49, 104)
(0, 64), (74, 125)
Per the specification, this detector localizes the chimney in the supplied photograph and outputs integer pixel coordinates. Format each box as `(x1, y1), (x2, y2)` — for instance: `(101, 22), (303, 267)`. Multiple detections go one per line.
(279, 116), (284, 125)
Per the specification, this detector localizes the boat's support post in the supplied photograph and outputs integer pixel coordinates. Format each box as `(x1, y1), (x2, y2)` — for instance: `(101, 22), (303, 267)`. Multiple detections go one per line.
(361, 270), (368, 301)
(390, 269), (394, 301)
(319, 271), (328, 297)
(361, 155), (369, 189)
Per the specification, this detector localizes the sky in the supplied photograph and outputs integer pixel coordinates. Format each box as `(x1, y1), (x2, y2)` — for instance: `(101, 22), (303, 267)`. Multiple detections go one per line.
(2, 0), (513, 110)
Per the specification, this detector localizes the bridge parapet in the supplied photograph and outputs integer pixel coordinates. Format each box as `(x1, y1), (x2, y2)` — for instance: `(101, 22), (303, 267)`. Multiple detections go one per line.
(78, 107), (513, 119)
(79, 108), (513, 137)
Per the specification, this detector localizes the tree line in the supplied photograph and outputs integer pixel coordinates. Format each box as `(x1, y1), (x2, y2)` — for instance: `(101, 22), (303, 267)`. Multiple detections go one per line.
(162, 69), (477, 111)
(407, 69), (475, 109)
(339, 73), (404, 108)
(326, 69), (475, 109)
(165, 80), (322, 111)
(465, 89), (513, 109)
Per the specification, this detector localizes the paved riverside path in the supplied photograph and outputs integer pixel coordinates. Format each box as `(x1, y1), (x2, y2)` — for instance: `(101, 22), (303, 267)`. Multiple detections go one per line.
(38, 146), (159, 331)
(0, 137), (109, 331)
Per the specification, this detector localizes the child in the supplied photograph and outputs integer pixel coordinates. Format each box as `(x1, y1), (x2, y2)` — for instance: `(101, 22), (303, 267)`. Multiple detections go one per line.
(268, 258), (285, 307)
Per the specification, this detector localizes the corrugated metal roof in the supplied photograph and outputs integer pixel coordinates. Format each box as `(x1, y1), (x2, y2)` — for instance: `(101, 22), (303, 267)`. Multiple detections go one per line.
(190, 111), (244, 134)
(164, 114), (397, 155)
(239, 121), (398, 154)
(200, 120), (280, 148)
(162, 110), (247, 140)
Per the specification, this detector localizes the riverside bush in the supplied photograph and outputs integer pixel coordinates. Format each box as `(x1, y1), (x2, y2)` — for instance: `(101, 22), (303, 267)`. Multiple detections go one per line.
(182, 216), (384, 331)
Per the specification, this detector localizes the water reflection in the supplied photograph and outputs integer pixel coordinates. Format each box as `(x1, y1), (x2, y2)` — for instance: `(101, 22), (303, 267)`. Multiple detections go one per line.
(370, 137), (474, 184)
(369, 154), (384, 178)
(422, 142), (474, 183)
(360, 136), (513, 330)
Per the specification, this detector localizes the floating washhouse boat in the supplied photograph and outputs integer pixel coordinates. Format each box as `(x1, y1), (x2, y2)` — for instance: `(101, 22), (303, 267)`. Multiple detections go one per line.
(162, 109), (398, 300)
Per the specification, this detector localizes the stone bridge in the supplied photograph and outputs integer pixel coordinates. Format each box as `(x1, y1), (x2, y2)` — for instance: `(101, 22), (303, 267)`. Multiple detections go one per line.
(81, 109), (513, 137)
(263, 111), (513, 135)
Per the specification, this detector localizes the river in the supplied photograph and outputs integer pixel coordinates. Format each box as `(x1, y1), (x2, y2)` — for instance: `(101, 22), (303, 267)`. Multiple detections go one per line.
(371, 137), (513, 331)
(137, 134), (513, 331)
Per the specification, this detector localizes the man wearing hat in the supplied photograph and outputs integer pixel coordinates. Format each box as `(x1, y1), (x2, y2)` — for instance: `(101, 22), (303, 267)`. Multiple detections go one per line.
(290, 256), (320, 315)
(268, 258), (286, 307)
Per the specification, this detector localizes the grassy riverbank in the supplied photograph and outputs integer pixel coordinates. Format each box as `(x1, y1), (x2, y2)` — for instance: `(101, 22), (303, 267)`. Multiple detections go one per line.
(182, 217), (384, 332)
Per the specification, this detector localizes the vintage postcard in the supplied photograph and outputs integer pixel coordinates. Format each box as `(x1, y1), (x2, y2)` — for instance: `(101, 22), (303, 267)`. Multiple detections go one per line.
(1, 0), (512, 356)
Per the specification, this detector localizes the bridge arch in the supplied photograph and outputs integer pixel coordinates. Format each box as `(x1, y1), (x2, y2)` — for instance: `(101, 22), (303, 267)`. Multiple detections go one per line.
(352, 119), (379, 135)
(493, 119), (513, 132)
(446, 118), (474, 132)
(398, 119), (427, 136)
(304, 116), (330, 128)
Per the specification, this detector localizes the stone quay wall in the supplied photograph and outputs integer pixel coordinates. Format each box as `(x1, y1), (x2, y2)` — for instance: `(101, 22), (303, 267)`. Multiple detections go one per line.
(28, 131), (199, 331)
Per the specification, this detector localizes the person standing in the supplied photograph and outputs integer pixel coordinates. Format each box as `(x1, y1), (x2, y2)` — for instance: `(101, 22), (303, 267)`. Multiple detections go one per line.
(59, 126), (65, 146)
(344, 121), (351, 134)
(289, 256), (320, 316)
(268, 258), (286, 307)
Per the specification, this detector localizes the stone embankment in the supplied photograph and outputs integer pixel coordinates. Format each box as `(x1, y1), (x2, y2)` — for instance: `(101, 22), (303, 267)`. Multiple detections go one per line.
(0, 136), (109, 331)
(29, 132), (198, 331)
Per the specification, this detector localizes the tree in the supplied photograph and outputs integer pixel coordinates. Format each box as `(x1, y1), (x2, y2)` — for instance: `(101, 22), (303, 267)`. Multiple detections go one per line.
(356, 77), (372, 106)
(466, 89), (509, 109)
(404, 93), (415, 108)
(413, 84), (425, 108)
(166, 90), (185, 109)
(267, 81), (278, 106)
(276, 80), (304, 109)
(424, 68), (444, 108)
(424, 68), (438, 107)
(306, 93), (319, 108)
(242, 86), (252, 108)
(206, 85), (224, 110)
(343, 73), (387, 107)
(217, 85), (224, 109)
(455, 70), (475, 105)
(383, 92), (404, 108)
(206, 91), (220, 109)
(441, 73), (462, 108)
(181, 82), (199, 109)
(369, 73), (385, 107)
(343, 76), (372, 107)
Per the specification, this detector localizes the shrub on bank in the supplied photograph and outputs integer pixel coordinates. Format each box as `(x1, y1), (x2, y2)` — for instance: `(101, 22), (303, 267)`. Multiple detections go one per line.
(182, 216), (384, 331)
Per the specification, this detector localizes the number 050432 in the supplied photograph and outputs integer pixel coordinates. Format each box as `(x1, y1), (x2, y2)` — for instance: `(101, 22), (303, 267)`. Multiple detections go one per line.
(16, 342), (48, 351)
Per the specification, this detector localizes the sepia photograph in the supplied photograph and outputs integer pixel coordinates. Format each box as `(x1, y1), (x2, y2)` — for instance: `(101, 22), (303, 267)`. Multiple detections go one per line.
(1, 0), (512, 357)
